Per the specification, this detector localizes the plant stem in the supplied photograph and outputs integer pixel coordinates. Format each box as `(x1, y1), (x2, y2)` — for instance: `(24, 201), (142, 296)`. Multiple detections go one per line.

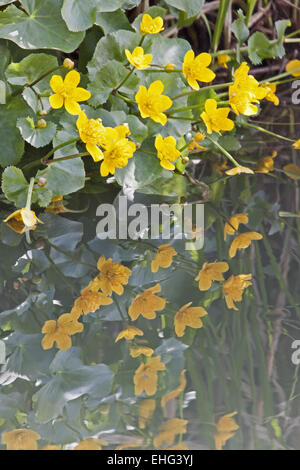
(11, 65), (61, 97)
(25, 177), (35, 244)
(171, 82), (233, 101)
(43, 152), (89, 165)
(244, 122), (295, 142)
(206, 135), (240, 167)
(259, 66), (300, 84)
(113, 67), (135, 93)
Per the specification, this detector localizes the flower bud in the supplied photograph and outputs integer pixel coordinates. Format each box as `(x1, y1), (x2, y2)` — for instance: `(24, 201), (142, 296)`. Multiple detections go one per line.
(63, 58), (75, 70)
(38, 110), (48, 116)
(182, 156), (189, 164)
(165, 63), (175, 71)
(36, 119), (47, 129)
(37, 177), (47, 187)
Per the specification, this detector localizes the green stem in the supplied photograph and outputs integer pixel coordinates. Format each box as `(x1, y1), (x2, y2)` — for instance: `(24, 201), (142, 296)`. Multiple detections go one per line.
(115, 92), (136, 105)
(171, 82), (233, 101)
(112, 294), (127, 322)
(25, 177), (35, 245)
(138, 148), (156, 156)
(44, 151), (89, 165)
(11, 65), (61, 97)
(244, 122), (294, 142)
(259, 66), (300, 84)
(206, 135), (240, 167)
(113, 67), (135, 93)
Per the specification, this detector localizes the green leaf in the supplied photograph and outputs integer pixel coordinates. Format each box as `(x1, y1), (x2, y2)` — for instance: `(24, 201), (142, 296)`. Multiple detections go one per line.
(32, 186), (53, 208)
(149, 34), (190, 70)
(88, 61), (139, 106)
(232, 9), (249, 43)
(95, 9), (132, 34)
(6, 53), (58, 87)
(37, 158), (85, 197)
(248, 21), (290, 65)
(164, 0), (203, 17)
(0, 340), (5, 364)
(126, 115), (148, 144)
(61, 0), (97, 32)
(17, 117), (57, 148)
(0, 1), (85, 53)
(0, 97), (29, 167)
(97, 0), (126, 11)
(1, 166), (29, 207)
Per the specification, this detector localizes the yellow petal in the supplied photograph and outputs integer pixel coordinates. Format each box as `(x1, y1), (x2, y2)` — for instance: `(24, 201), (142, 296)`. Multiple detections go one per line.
(50, 75), (63, 93)
(86, 143), (104, 162)
(64, 98), (82, 115)
(64, 69), (81, 88)
(49, 93), (64, 109)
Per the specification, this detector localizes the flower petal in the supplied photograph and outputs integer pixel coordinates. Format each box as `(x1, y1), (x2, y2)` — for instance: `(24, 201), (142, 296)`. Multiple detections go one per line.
(49, 93), (64, 109)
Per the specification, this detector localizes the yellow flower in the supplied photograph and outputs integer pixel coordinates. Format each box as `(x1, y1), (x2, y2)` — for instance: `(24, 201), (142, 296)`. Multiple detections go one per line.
(1, 428), (40, 450)
(134, 356), (166, 396)
(161, 370), (186, 408)
(130, 346), (154, 358)
(283, 163), (300, 180)
(154, 134), (180, 170)
(229, 231), (263, 258)
(229, 62), (267, 116)
(129, 284), (166, 320)
(135, 80), (172, 126)
(224, 213), (249, 240)
(261, 82), (279, 106)
(153, 418), (187, 448)
(76, 110), (106, 162)
(100, 125), (136, 177)
(293, 139), (300, 149)
(49, 70), (91, 115)
(174, 302), (208, 337)
(200, 99), (234, 134)
(4, 208), (43, 234)
(256, 150), (277, 174)
(140, 14), (164, 35)
(125, 47), (152, 70)
(222, 274), (252, 310)
(151, 243), (177, 272)
(214, 412), (239, 450)
(195, 261), (229, 291)
(286, 59), (300, 77)
(45, 196), (67, 214)
(139, 399), (156, 429)
(115, 326), (144, 342)
(97, 255), (131, 296)
(182, 50), (215, 90)
(41, 313), (83, 350)
(73, 438), (108, 450)
(217, 54), (230, 68)
(214, 160), (229, 174)
(225, 165), (254, 175)
(188, 132), (206, 151)
(72, 290), (112, 316)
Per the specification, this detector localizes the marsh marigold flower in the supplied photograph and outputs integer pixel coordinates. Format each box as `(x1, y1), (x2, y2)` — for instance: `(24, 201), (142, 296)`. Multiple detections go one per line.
(214, 412), (239, 450)
(140, 14), (164, 35)
(224, 213), (249, 240)
(45, 196), (67, 215)
(153, 418), (187, 448)
(125, 47), (152, 70)
(261, 82), (279, 106)
(139, 399), (156, 429)
(100, 125), (136, 177)
(76, 110), (106, 162)
(161, 370), (186, 408)
(4, 208), (43, 234)
(49, 70), (91, 115)
(188, 132), (206, 151)
(135, 80), (172, 126)
(217, 54), (230, 68)
(154, 134), (180, 170)
(222, 274), (252, 310)
(214, 160), (229, 174)
(229, 62), (267, 116)
(195, 261), (229, 291)
(286, 59), (300, 77)
(225, 166), (254, 175)
(151, 243), (177, 272)
(182, 51), (215, 90)
(41, 313), (83, 350)
(129, 284), (166, 321)
(174, 302), (207, 337)
(293, 139), (300, 149)
(283, 163), (300, 180)
(115, 326), (144, 342)
(229, 231), (263, 258)
(97, 255), (131, 296)
(73, 438), (108, 450)
(134, 356), (166, 396)
(72, 290), (112, 316)
(130, 346), (154, 358)
(201, 99), (234, 134)
(256, 151), (277, 174)
(1, 428), (40, 450)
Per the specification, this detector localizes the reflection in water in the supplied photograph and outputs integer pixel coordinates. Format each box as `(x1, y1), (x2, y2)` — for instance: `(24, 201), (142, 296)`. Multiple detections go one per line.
(0, 157), (300, 451)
